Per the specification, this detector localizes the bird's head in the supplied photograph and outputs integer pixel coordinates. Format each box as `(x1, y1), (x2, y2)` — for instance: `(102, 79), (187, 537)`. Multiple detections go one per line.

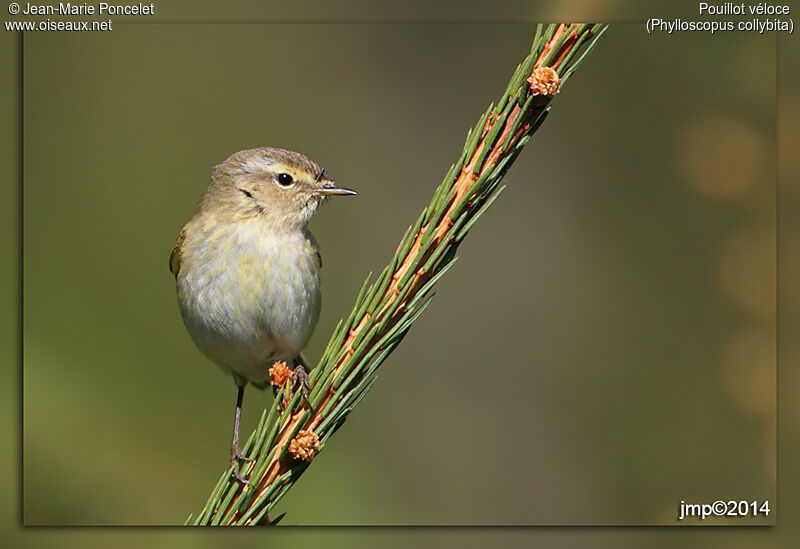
(201, 147), (356, 230)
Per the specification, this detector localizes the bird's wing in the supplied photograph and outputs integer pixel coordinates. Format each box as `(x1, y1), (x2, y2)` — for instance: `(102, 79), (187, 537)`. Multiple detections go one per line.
(305, 229), (322, 269)
(169, 228), (187, 277)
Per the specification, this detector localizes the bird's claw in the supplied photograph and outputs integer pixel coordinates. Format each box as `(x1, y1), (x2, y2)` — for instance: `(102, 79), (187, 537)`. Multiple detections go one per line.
(230, 465), (251, 485)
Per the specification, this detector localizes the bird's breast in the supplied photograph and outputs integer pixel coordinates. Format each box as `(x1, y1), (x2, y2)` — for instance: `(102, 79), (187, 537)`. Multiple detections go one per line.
(177, 217), (321, 381)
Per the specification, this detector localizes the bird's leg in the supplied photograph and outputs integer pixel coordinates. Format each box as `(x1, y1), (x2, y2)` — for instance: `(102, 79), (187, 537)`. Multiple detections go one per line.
(230, 383), (252, 484)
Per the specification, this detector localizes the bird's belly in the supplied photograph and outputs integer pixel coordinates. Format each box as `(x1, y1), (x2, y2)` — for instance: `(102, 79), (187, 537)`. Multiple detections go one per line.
(177, 230), (321, 387)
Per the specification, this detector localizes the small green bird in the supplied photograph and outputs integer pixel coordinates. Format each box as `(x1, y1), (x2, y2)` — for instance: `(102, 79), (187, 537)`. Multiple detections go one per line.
(169, 147), (356, 483)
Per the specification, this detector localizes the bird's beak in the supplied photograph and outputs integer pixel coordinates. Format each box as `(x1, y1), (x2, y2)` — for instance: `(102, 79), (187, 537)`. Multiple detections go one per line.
(318, 182), (358, 197)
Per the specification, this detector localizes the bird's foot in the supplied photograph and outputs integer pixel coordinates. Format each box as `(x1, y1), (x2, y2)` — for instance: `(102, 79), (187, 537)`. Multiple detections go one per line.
(274, 361), (312, 409)
(291, 364), (311, 406)
(230, 465), (250, 485)
(230, 443), (253, 484)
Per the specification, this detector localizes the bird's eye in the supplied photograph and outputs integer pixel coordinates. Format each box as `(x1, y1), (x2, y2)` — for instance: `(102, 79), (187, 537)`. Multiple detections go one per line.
(277, 173), (294, 187)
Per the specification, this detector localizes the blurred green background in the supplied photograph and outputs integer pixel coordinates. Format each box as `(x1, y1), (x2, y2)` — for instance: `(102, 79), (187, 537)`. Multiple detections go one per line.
(2, 0), (795, 543)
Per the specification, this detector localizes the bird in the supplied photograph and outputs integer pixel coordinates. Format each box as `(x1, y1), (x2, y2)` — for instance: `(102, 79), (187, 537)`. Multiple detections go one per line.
(169, 147), (357, 483)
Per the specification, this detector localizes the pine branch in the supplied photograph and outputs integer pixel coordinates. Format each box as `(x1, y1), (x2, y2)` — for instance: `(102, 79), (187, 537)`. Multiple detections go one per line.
(188, 22), (608, 526)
